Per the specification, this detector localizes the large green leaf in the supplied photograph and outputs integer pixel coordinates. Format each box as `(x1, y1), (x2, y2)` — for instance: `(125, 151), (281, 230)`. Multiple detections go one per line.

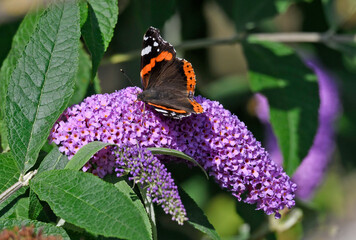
(5, 1), (80, 173)
(243, 41), (319, 175)
(82, 0), (118, 77)
(0, 9), (43, 151)
(114, 180), (152, 239)
(0, 219), (70, 240)
(30, 169), (151, 239)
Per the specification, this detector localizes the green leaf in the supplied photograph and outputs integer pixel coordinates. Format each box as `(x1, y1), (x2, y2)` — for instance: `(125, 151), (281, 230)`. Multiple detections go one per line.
(147, 147), (208, 179)
(0, 153), (27, 218)
(3, 197), (29, 219)
(79, 0), (88, 28)
(93, 75), (102, 94)
(0, 120), (9, 152)
(0, 218), (70, 240)
(65, 141), (112, 171)
(0, 9), (43, 151)
(217, 0), (278, 30)
(0, 187), (28, 219)
(5, 1), (80, 173)
(30, 169), (151, 239)
(179, 187), (221, 240)
(28, 190), (43, 220)
(0, 152), (20, 193)
(82, 0), (118, 77)
(243, 41), (319, 175)
(0, 153), (27, 217)
(114, 180), (152, 239)
(0, 153), (26, 218)
(38, 145), (69, 174)
(69, 43), (92, 105)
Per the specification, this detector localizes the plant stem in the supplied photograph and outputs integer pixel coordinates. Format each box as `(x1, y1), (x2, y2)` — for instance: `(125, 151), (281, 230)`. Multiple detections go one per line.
(0, 170), (37, 205)
(102, 32), (356, 65)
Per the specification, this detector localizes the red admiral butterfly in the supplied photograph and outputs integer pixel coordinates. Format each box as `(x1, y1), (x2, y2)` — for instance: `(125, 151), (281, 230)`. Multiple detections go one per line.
(137, 26), (204, 119)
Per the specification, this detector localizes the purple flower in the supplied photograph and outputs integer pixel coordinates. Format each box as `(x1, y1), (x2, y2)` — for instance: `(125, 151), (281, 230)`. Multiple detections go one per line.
(50, 87), (296, 221)
(116, 147), (187, 224)
(255, 58), (339, 201)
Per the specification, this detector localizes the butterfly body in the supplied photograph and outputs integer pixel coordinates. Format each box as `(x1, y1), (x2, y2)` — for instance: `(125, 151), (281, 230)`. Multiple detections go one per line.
(138, 27), (204, 119)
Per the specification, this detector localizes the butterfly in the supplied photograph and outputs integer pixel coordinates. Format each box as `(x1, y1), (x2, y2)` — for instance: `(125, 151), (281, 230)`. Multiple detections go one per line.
(137, 26), (204, 119)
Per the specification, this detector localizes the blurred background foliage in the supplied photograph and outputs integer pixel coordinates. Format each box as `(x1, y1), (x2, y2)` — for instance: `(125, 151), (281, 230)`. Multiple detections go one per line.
(1, 0), (356, 239)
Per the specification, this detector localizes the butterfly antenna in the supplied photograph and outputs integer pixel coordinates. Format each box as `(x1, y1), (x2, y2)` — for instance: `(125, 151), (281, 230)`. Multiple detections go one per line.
(120, 69), (135, 86)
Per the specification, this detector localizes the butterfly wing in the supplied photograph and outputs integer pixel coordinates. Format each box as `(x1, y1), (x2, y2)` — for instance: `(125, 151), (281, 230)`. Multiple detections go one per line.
(140, 27), (176, 90)
(139, 27), (203, 118)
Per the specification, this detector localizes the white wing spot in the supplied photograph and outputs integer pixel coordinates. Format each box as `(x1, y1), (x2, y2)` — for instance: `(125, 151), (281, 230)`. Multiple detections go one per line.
(141, 46), (152, 56)
(154, 108), (168, 114)
(157, 48), (160, 52)
(143, 36), (149, 40)
(153, 41), (159, 47)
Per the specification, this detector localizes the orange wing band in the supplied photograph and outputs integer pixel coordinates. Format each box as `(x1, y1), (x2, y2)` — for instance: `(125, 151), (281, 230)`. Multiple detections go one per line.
(189, 99), (204, 113)
(140, 51), (173, 88)
(182, 60), (196, 94)
(147, 103), (187, 113)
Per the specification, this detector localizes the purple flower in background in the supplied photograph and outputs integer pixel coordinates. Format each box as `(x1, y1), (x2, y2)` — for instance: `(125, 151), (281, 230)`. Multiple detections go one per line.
(50, 87), (296, 222)
(255, 58), (339, 201)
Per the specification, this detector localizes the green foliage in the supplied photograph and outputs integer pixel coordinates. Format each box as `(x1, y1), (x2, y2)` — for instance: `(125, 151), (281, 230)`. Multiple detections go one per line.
(82, 0), (118, 78)
(0, 152), (20, 193)
(0, 9), (43, 151)
(114, 180), (152, 238)
(5, 1), (80, 172)
(37, 146), (69, 174)
(243, 41), (319, 175)
(0, 152), (27, 218)
(30, 169), (151, 239)
(0, 0), (354, 239)
(64, 141), (111, 170)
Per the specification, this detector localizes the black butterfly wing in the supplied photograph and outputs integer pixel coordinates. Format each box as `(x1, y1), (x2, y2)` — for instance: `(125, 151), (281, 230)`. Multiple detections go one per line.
(140, 27), (176, 90)
(139, 26), (203, 117)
